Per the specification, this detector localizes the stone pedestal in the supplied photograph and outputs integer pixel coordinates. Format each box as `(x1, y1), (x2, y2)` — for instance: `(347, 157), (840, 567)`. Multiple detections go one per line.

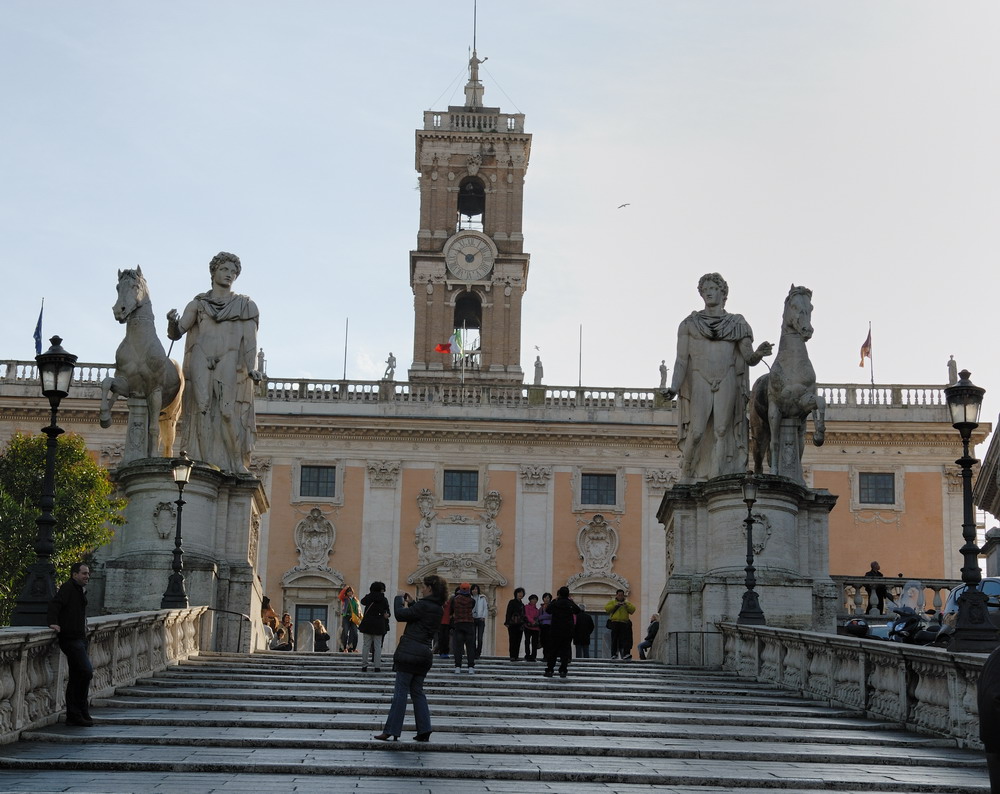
(102, 458), (269, 652)
(121, 397), (150, 465)
(774, 417), (806, 484)
(650, 474), (838, 667)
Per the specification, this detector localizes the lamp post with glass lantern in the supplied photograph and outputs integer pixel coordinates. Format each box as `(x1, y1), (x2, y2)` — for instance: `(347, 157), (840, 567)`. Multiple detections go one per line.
(944, 370), (998, 652)
(11, 336), (78, 626)
(160, 452), (193, 609)
(737, 473), (766, 625)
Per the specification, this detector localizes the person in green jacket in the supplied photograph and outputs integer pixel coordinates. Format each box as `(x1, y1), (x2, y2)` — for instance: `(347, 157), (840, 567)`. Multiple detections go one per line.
(604, 589), (636, 660)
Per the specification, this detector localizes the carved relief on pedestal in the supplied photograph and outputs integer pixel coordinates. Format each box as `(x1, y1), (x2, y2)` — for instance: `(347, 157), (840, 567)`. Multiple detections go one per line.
(248, 512), (261, 567)
(566, 514), (629, 593)
(743, 510), (773, 556)
(152, 502), (176, 540)
(366, 460), (401, 488)
(101, 443), (124, 468)
(410, 488), (507, 588)
(519, 464), (552, 492)
(644, 468), (676, 494)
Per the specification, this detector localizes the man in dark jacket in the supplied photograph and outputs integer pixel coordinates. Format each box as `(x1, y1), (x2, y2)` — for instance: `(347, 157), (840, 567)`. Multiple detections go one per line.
(47, 562), (94, 726)
(544, 586), (582, 678)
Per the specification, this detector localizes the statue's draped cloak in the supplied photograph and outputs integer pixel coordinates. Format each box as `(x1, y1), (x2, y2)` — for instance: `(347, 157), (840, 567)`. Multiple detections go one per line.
(180, 291), (259, 472)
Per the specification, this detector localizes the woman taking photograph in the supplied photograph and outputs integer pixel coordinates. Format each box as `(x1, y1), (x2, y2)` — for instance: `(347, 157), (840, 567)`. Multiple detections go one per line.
(374, 574), (447, 742)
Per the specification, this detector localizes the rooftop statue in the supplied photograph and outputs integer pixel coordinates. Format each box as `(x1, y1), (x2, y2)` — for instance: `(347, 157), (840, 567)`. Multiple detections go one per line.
(99, 267), (183, 459)
(167, 252), (261, 474)
(749, 285), (826, 481)
(663, 273), (772, 482)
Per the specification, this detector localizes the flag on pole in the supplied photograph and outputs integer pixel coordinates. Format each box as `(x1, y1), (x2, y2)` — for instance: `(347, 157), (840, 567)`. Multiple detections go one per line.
(859, 329), (872, 367)
(33, 300), (44, 355)
(434, 330), (463, 355)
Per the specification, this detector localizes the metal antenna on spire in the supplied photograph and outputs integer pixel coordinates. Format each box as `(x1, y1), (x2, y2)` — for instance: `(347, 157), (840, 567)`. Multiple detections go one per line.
(473, 0), (477, 52)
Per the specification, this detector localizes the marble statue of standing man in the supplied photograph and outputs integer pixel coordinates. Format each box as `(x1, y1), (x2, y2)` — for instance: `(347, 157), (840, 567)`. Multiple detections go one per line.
(664, 273), (772, 482)
(167, 252), (261, 474)
(534, 356), (544, 386)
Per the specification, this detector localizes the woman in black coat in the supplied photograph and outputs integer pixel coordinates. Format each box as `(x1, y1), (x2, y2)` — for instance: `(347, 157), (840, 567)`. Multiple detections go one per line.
(375, 574), (447, 742)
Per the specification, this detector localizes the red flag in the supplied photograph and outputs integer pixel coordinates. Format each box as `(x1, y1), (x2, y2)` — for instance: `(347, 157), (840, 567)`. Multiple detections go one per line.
(434, 342), (452, 354)
(859, 330), (872, 367)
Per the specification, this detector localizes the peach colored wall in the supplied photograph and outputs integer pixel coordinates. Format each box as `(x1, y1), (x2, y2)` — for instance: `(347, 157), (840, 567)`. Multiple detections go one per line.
(264, 463), (296, 605)
(819, 470), (946, 579)
(335, 465), (365, 591)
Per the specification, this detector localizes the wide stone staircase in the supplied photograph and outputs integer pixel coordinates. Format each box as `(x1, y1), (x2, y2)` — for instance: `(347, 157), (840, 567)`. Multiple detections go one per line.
(0, 652), (989, 793)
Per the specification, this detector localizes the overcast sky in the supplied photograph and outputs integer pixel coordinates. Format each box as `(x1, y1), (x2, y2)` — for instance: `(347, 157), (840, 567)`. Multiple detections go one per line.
(2, 2), (998, 428)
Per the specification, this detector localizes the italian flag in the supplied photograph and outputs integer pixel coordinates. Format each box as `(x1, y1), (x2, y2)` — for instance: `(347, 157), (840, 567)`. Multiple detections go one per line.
(435, 330), (463, 355)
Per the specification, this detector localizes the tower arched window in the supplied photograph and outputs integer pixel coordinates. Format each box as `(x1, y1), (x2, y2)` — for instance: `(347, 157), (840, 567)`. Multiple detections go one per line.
(457, 177), (485, 232)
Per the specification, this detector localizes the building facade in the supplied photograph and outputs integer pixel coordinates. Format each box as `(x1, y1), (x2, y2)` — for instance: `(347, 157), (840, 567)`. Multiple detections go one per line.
(0, 54), (985, 653)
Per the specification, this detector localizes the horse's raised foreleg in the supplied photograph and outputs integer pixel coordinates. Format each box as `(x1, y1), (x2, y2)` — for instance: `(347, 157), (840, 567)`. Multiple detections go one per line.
(812, 393), (827, 447)
(99, 375), (128, 429)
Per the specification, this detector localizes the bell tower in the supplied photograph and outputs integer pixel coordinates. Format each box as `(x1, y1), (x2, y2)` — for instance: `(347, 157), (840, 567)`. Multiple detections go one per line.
(408, 50), (531, 383)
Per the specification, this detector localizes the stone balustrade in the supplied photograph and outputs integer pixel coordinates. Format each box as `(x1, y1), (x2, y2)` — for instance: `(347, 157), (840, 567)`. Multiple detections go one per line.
(0, 607), (207, 745)
(720, 623), (986, 748)
(831, 575), (962, 618)
(0, 361), (948, 419)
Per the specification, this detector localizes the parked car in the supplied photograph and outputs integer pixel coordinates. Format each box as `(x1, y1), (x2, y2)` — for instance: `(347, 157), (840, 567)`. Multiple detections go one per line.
(942, 577), (1000, 629)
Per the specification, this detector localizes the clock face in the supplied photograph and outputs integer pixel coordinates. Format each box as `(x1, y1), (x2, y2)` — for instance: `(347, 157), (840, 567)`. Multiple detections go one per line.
(445, 234), (495, 281)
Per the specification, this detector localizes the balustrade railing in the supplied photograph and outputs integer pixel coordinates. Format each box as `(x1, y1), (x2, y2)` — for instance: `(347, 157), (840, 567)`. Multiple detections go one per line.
(831, 575), (962, 618)
(0, 360), (947, 417)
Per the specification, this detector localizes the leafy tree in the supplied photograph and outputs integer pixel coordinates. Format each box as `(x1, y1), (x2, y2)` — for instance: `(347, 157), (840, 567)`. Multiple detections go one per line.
(0, 432), (126, 625)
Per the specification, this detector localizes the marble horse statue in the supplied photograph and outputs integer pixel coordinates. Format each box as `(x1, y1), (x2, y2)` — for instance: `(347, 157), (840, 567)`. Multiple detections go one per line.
(750, 284), (825, 479)
(99, 267), (184, 458)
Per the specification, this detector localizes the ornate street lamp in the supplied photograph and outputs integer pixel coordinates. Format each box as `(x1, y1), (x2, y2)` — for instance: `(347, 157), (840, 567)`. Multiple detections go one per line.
(11, 336), (78, 626)
(160, 452), (193, 609)
(737, 473), (766, 625)
(944, 370), (997, 652)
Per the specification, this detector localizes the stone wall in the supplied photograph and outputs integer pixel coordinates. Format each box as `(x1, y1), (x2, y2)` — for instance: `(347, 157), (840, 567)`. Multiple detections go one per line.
(720, 623), (986, 748)
(0, 607), (207, 745)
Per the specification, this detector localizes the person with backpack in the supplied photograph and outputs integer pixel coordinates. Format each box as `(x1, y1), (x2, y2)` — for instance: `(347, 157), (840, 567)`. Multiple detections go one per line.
(449, 583), (478, 674)
(573, 602), (595, 658)
(359, 581), (391, 671)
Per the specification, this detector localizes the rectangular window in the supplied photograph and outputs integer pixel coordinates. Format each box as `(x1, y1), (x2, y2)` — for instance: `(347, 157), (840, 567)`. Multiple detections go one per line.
(443, 470), (478, 501)
(295, 605), (328, 628)
(581, 473), (617, 505)
(859, 472), (895, 505)
(301, 465), (336, 498)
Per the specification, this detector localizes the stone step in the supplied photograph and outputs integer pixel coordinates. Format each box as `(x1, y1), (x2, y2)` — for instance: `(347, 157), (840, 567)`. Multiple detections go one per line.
(18, 724), (978, 766)
(93, 694), (869, 727)
(0, 743), (988, 791)
(0, 651), (987, 793)
(25, 710), (947, 745)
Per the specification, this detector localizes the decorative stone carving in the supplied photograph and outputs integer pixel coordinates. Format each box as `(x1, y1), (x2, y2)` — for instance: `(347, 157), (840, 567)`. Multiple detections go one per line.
(566, 514), (629, 591)
(743, 510), (772, 555)
(644, 468), (676, 494)
(293, 508), (335, 570)
(411, 488), (504, 582)
(100, 443), (124, 468)
(519, 464), (552, 491)
(248, 512), (261, 567)
(467, 153), (482, 175)
(152, 501), (177, 540)
(366, 460), (401, 488)
(249, 457), (272, 479)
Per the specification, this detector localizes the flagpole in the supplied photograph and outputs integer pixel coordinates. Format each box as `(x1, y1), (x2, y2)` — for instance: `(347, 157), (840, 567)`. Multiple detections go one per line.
(461, 320), (467, 386)
(578, 324), (582, 388)
(343, 318), (349, 380)
(868, 321), (874, 387)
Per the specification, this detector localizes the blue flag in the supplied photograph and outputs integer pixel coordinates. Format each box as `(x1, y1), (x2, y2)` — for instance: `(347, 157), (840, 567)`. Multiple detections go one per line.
(33, 301), (43, 355)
